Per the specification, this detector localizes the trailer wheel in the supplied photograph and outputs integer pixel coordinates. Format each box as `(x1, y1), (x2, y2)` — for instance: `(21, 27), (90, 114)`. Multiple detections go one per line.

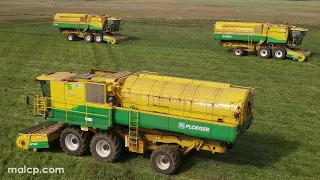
(233, 47), (245, 56)
(94, 34), (103, 43)
(84, 33), (93, 43)
(67, 34), (76, 41)
(151, 145), (182, 175)
(90, 131), (122, 162)
(258, 46), (271, 58)
(272, 48), (286, 60)
(60, 126), (91, 156)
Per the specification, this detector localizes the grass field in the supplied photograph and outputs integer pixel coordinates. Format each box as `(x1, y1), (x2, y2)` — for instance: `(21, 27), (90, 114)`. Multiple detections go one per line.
(0, 0), (320, 180)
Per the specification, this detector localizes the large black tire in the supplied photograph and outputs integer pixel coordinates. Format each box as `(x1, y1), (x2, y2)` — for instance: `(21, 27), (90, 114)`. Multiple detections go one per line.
(258, 46), (271, 58)
(90, 131), (122, 162)
(60, 126), (91, 156)
(272, 47), (286, 60)
(151, 145), (182, 175)
(67, 33), (76, 41)
(84, 33), (93, 43)
(233, 47), (245, 56)
(94, 34), (103, 43)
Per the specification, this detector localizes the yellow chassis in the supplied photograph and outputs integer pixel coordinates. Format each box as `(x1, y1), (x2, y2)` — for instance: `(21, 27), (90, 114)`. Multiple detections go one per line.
(221, 41), (310, 62)
(16, 122), (227, 155)
(60, 30), (128, 44)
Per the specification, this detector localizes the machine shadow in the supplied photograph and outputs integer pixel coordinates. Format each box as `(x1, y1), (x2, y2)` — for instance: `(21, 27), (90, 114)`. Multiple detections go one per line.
(179, 132), (298, 173)
(42, 140), (150, 162)
(126, 36), (140, 41)
(42, 132), (298, 171)
(309, 52), (318, 60)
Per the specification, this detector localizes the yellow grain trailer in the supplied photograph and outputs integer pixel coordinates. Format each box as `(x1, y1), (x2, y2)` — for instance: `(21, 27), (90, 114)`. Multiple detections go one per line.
(53, 13), (127, 44)
(16, 69), (254, 174)
(213, 21), (310, 61)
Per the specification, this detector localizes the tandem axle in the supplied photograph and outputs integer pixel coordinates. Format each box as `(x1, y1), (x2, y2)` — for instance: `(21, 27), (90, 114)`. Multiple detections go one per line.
(16, 121), (227, 174)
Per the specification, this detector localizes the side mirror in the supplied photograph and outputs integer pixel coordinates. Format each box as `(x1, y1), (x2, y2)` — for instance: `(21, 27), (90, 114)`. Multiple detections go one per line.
(107, 94), (116, 106)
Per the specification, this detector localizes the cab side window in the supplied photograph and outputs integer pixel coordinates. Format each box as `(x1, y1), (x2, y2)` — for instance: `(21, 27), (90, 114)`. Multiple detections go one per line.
(40, 80), (51, 97)
(86, 83), (105, 104)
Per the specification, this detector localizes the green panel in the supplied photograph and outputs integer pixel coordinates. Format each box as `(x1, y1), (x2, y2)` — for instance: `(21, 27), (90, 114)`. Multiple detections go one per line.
(49, 105), (111, 130)
(114, 109), (239, 143)
(48, 107), (249, 143)
(52, 23), (102, 31)
(89, 25), (103, 31)
(140, 113), (169, 130)
(114, 109), (129, 125)
(211, 125), (232, 142)
(234, 114), (253, 141)
(103, 37), (110, 43)
(286, 54), (297, 59)
(28, 142), (49, 149)
(267, 37), (287, 44)
(169, 118), (212, 140)
(213, 34), (266, 42)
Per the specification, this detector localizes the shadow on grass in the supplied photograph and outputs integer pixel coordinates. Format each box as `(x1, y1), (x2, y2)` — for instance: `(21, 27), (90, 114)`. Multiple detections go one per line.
(309, 52), (319, 60)
(41, 132), (298, 173)
(42, 140), (150, 163)
(127, 36), (141, 41)
(179, 132), (299, 173)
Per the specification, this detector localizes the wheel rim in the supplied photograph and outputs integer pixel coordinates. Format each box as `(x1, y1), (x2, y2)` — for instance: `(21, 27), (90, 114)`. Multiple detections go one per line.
(86, 35), (91, 41)
(68, 35), (73, 41)
(96, 140), (111, 157)
(96, 36), (102, 42)
(260, 49), (268, 57)
(65, 134), (79, 151)
(155, 155), (170, 170)
(275, 50), (283, 58)
(235, 49), (241, 55)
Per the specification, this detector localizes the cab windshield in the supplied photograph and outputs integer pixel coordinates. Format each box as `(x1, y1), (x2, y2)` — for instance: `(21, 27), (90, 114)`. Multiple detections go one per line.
(106, 19), (121, 32)
(290, 30), (307, 46)
(40, 80), (51, 97)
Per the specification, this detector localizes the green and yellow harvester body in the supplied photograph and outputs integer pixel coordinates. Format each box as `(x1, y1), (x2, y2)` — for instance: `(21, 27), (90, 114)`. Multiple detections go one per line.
(53, 13), (127, 44)
(214, 21), (310, 61)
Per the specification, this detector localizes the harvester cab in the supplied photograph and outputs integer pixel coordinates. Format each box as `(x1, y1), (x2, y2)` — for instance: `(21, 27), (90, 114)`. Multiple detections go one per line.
(104, 16), (121, 32)
(289, 27), (308, 46)
(33, 72), (76, 117)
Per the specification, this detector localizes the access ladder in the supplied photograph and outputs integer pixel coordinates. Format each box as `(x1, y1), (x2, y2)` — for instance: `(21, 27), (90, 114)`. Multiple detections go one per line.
(128, 110), (139, 150)
(34, 96), (47, 117)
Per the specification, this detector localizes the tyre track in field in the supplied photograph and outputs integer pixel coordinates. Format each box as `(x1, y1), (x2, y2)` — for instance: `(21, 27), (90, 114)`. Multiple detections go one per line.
(89, 41), (122, 71)
(0, 30), (56, 37)
(90, 44), (102, 68)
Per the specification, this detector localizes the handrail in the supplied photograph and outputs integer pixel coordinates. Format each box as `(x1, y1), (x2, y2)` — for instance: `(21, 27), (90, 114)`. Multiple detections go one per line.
(34, 96), (112, 125)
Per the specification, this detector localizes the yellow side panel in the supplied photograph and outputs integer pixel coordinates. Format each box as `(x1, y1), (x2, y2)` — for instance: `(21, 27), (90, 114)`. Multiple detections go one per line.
(53, 13), (88, 23)
(268, 26), (288, 41)
(64, 82), (86, 109)
(214, 21), (264, 35)
(50, 81), (66, 109)
(121, 76), (251, 124)
(138, 74), (231, 88)
(89, 16), (104, 29)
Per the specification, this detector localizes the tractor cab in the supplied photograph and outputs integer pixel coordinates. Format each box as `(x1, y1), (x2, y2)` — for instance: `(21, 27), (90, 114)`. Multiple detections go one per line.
(33, 72), (76, 117)
(104, 16), (121, 32)
(289, 27), (308, 46)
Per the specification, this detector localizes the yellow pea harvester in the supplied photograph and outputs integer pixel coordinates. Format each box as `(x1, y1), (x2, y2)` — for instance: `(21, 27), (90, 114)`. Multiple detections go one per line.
(16, 69), (254, 174)
(213, 21), (311, 61)
(53, 13), (127, 44)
